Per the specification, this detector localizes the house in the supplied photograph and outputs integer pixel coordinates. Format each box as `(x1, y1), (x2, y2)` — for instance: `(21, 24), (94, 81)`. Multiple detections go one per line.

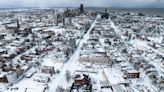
(20, 55), (33, 62)
(123, 70), (140, 79)
(41, 66), (55, 76)
(0, 74), (8, 83)
(41, 58), (63, 75)
(101, 30), (116, 38)
(70, 74), (92, 92)
(4, 20), (20, 33)
(1, 52), (17, 60)
(1, 64), (23, 77)
(33, 73), (50, 83)
(0, 71), (17, 84)
(79, 51), (109, 64)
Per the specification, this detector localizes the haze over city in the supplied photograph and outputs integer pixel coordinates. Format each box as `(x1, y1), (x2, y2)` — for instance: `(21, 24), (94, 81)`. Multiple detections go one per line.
(0, 0), (164, 8)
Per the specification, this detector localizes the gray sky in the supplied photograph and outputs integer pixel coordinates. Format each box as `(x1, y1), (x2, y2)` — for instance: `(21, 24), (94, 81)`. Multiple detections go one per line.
(0, 0), (164, 8)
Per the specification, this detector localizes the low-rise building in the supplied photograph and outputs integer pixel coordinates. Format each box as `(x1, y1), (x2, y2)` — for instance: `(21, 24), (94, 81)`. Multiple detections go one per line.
(123, 70), (140, 79)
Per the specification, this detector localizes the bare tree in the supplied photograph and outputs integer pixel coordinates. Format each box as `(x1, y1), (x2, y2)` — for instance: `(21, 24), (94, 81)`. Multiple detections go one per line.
(65, 70), (71, 82)
(56, 86), (64, 92)
(56, 69), (60, 74)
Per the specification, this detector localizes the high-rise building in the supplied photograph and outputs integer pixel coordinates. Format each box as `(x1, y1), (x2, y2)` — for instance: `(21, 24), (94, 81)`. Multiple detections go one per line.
(16, 19), (20, 29)
(80, 4), (84, 13)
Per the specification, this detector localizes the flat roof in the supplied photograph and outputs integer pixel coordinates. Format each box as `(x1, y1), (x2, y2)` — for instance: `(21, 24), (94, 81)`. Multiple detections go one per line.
(111, 84), (124, 92)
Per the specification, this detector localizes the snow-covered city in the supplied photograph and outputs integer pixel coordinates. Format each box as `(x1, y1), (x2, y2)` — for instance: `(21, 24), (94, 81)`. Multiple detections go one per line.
(0, 2), (164, 92)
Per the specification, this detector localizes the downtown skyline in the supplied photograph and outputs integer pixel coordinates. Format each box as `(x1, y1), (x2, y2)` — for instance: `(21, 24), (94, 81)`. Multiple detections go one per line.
(0, 0), (164, 8)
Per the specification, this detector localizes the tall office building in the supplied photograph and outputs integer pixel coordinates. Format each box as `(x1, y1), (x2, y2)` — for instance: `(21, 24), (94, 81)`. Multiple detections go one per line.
(80, 4), (84, 13)
(16, 19), (20, 29)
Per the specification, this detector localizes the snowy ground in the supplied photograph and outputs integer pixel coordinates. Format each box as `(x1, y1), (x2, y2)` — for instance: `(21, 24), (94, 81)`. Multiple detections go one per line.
(1, 12), (164, 92)
(48, 15), (98, 92)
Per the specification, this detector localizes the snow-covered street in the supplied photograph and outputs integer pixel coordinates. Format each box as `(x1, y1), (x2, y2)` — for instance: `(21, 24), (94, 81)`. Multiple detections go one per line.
(48, 15), (98, 92)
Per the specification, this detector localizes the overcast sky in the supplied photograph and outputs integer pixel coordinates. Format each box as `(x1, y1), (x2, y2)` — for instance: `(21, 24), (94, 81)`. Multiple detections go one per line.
(0, 0), (164, 8)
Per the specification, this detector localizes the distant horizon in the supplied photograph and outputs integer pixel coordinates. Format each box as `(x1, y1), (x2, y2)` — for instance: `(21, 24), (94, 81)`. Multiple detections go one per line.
(0, 0), (164, 9)
(0, 6), (164, 9)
